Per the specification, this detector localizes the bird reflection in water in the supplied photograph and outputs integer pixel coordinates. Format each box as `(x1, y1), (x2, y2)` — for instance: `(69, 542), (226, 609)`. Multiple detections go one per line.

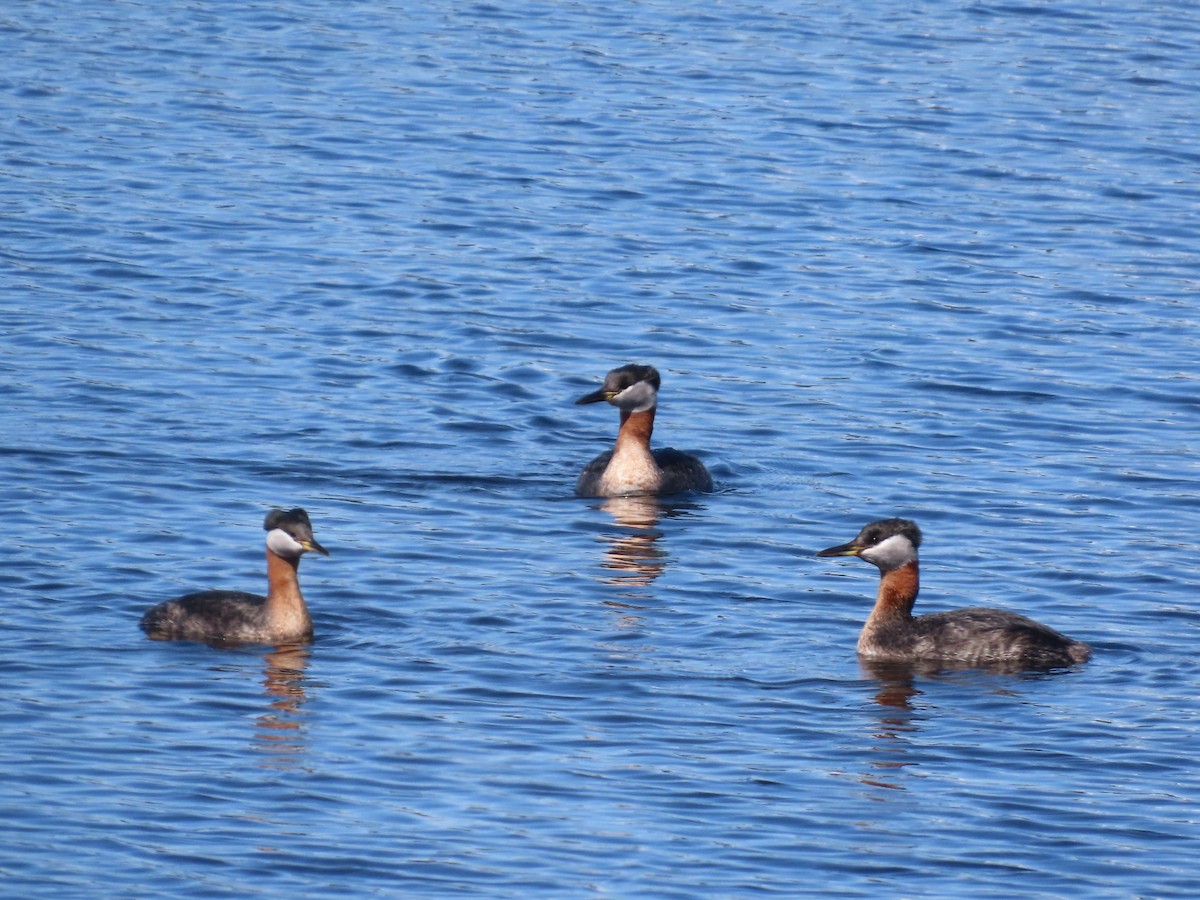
(592, 496), (666, 629)
(587, 496), (700, 663)
(592, 497), (707, 616)
(597, 496), (669, 590)
(254, 643), (311, 767)
(861, 658), (925, 712)
(856, 659), (927, 792)
(854, 656), (1067, 793)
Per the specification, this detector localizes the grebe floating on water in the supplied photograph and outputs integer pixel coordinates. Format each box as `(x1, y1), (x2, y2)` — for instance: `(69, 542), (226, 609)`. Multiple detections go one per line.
(817, 518), (1090, 668)
(140, 508), (329, 645)
(575, 363), (713, 498)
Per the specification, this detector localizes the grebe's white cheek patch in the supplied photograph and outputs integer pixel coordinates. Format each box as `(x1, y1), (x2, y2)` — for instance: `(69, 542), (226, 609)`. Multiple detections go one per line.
(860, 534), (917, 570)
(266, 528), (305, 558)
(614, 381), (658, 413)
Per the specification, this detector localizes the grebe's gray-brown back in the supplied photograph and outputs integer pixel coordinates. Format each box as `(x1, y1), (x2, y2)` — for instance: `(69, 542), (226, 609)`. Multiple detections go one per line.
(818, 518), (1091, 668)
(140, 508), (329, 645)
(574, 363), (713, 498)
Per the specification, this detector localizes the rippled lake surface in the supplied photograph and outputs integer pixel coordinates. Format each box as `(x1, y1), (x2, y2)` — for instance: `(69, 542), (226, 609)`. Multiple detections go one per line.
(3, 1), (1199, 895)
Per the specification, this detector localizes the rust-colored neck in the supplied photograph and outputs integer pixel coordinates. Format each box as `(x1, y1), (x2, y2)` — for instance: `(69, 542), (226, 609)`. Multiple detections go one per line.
(870, 561), (919, 623)
(595, 407), (661, 495)
(616, 407), (655, 451)
(264, 548), (306, 615)
(255, 549), (314, 643)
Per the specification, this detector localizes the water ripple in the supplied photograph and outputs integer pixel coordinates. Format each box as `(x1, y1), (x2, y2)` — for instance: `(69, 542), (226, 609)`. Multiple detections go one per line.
(3, 0), (1200, 896)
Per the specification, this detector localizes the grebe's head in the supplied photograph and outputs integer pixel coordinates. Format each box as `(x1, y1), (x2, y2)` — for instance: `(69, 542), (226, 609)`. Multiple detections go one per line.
(575, 364), (661, 414)
(263, 508), (330, 559)
(817, 518), (920, 572)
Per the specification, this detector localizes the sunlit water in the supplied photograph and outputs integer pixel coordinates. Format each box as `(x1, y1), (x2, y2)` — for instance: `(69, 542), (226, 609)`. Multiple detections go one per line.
(3, 1), (1199, 896)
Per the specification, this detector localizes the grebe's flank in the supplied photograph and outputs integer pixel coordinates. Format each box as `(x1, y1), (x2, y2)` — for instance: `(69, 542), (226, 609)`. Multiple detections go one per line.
(574, 363), (713, 498)
(818, 518), (1090, 668)
(140, 508), (329, 645)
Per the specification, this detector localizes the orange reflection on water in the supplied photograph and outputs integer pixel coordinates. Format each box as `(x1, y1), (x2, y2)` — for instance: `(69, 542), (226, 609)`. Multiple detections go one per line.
(254, 643), (311, 767)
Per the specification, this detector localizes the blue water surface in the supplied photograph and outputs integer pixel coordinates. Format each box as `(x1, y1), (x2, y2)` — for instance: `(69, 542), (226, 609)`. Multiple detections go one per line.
(2, 0), (1199, 896)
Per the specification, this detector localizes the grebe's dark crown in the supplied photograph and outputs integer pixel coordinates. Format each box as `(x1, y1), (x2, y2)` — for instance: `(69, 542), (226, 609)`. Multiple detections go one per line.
(606, 363), (660, 392)
(264, 508), (312, 532)
(858, 518), (922, 550)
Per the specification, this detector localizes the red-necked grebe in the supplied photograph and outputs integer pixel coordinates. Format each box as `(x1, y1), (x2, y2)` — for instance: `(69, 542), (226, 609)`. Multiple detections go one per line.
(575, 363), (713, 498)
(818, 518), (1091, 668)
(140, 508), (329, 644)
